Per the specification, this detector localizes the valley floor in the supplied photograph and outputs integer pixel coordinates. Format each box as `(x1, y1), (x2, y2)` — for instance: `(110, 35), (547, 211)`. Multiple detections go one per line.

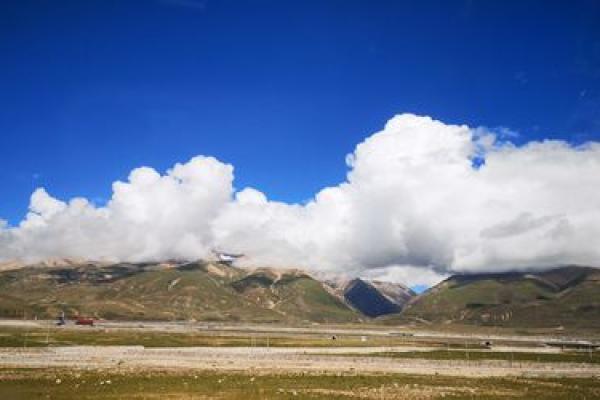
(1, 319), (599, 399)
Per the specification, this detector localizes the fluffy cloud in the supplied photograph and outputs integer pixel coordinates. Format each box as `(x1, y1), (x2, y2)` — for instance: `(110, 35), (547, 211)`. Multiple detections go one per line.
(1, 114), (599, 286)
(1, 156), (233, 263)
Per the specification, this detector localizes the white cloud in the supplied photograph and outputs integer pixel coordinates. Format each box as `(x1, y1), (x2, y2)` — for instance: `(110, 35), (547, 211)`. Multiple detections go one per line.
(362, 265), (447, 288)
(1, 114), (599, 286)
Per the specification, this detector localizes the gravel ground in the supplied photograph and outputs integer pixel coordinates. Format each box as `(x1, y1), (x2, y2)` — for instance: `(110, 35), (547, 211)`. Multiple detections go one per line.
(1, 346), (598, 378)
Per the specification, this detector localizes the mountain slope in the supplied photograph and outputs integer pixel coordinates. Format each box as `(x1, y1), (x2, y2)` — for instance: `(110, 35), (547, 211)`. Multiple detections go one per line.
(0, 261), (360, 323)
(326, 278), (415, 318)
(232, 268), (360, 323)
(402, 266), (600, 329)
(2, 261), (598, 328)
(369, 280), (415, 308)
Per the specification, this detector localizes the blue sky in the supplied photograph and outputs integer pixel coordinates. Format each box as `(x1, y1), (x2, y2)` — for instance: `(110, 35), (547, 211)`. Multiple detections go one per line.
(1, 0), (599, 226)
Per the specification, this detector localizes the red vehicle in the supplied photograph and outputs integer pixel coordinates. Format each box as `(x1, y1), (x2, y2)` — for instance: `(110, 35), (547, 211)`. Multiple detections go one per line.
(75, 316), (95, 326)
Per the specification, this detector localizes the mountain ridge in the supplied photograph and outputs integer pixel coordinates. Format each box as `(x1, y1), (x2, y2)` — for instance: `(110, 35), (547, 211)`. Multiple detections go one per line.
(1, 260), (598, 329)
(0, 260), (377, 323)
(403, 265), (600, 329)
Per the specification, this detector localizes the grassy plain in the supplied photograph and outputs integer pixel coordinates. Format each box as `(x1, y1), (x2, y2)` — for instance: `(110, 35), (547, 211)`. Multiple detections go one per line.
(0, 326), (419, 348)
(1, 368), (599, 400)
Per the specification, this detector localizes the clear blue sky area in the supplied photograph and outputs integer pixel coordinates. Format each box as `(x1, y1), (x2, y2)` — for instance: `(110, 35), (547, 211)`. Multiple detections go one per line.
(1, 0), (599, 225)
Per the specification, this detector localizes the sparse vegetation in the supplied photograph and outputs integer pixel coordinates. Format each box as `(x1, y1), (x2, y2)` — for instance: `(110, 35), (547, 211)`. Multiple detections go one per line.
(1, 368), (599, 399)
(331, 350), (600, 364)
(0, 326), (420, 348)
(0, 262), (360, 323)
(3, 262), (600, 330)
(403, 266), (600, 329)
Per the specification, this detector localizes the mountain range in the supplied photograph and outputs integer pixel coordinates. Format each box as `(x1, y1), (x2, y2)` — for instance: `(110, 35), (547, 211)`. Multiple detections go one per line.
(0, 259), (410, 323)
(0, 260), (598, 329)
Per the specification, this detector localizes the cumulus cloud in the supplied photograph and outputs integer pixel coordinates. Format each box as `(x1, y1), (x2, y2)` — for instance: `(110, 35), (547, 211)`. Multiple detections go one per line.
(1, 114), (600, 286)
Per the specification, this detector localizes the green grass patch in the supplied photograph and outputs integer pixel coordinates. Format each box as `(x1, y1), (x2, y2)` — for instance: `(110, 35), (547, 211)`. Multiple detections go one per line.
(0, 327), (424, 348)
(1, 368), (599, 399)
